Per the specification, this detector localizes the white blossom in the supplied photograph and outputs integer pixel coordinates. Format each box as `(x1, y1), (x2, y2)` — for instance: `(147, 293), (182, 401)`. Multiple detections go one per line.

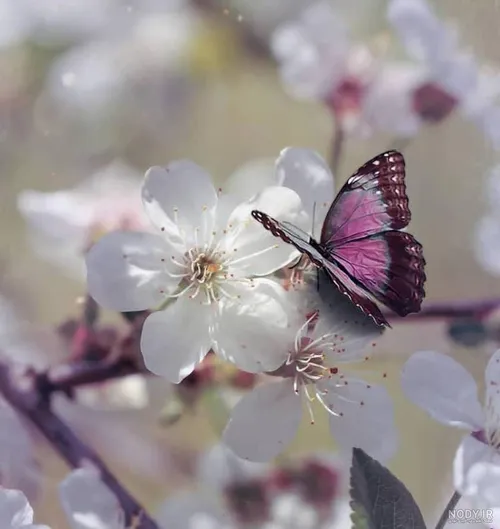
(0, 405), (39, 500)
(42, 7), (198, 118)
(0, 488), (48, 529)
(59, 467), (125, 529)
(402, 349), (500, 509)
(0, 467), (125, 529)
(85, 158), (306, 383)
(388, 0), (500, 148)
(271, 1), (423, 137)
(475, 165), (500, 276)
(222, 283), (395, 463)
(18, 159), (146, 280)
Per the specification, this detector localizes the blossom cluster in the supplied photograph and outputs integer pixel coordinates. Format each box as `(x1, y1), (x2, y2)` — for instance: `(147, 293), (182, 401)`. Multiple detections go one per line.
(272, 0), (500, 146)
(83, 146), (396, 464)
(0, 466), (125, 529)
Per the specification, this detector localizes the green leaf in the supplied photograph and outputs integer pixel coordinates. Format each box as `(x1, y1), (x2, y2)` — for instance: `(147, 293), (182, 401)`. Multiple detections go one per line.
(350, 448), (426, 529)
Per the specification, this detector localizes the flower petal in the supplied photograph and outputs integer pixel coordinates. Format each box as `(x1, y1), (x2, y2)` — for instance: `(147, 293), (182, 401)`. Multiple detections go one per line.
(463, 460), (500, 510)
(362, 63), (424, 137)
(224, 186), (309, 276)
(387, 0), (444, 64)
(322, 377), (397, 462)
(223, 379), (301, 462)
(140, 297), (212, 383)
(485, 349), (500, 415)
(156, 492), (228, 529)
(59, 467), (124, 529)
(0, 405), (39, 501)
(223, 158), (277, 204)
(213, 279), (292, 373)
(86, 231), (180, 311)
(401, 351), (484, 429)
(0, 489), (34, 527)
(275, 147), (335, 229)
(142, 161), (217, 246)
(453, 435), (497, 497)
(479, 105), (500, 151)
(475, 215), (500, 276)
(271, 2), (349, 100)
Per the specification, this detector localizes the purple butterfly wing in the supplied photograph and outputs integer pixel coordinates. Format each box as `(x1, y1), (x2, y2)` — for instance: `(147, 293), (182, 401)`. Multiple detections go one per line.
(320, 150), (426, 319)
(321, 150), (409, 245)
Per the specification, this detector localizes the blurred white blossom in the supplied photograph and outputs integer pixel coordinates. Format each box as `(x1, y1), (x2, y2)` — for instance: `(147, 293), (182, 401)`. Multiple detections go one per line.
(0, 488), (48, 529)
(59, 467), (125, 529)
(388, 0), (500, 147)
(475, 165), (500, 276)
(86, 158), (307, 383)
(0, 405), (38, 501)
(271, 1), (423, 137)
(18, 159), (146, 280)
(0, 467), (125, 529)
(28, 1), (200, 156)
(42, 7), (199, 118)
(0, 0), (189, 48)
(158, 444), (350, 529)
(402, 349), (500, 510)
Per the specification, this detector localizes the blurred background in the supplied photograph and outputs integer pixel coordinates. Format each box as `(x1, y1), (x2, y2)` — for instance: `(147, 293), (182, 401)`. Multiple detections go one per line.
(1, 0), (500, 526)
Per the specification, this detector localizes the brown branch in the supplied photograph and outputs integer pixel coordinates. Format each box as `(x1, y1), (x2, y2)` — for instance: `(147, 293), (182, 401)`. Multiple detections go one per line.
(41, 297), (500, 397)
(37, 359), (148, 398)
(0, 359), (160, 529)
(387, 297), (500, 323)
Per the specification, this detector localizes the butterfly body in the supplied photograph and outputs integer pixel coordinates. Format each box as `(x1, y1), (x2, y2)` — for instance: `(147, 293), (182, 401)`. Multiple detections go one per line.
(251, 150), (426, 327)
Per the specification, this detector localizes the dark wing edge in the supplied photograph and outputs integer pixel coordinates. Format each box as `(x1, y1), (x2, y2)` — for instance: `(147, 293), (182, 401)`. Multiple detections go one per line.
(375, 230), (426, 317)
(251, 210), (320, 263)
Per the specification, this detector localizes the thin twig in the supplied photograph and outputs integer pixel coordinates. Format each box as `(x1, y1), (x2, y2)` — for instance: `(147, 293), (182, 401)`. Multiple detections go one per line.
(434, 490), (461, 529)
(0, 359), (160, 529)
(387, 297), (500, 323)
(37, 359), (147, 398)
(329, 121), (344, 177)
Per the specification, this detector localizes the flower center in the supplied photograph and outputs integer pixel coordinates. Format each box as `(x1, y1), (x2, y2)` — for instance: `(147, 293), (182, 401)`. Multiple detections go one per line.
(283, 255), (316, 290)
(291, 337), (329, 386)
(175, 247), (228, 304)
(190, 252), (221, 283)
(285, 322), (340, 424)
(412, 82), (458, 123)
(156, 204), (281, 307)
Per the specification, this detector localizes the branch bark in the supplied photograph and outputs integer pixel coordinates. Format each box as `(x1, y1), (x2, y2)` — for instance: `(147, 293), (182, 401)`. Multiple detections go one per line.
(0, 359), (160, 529)
(387, 297), (500, 322)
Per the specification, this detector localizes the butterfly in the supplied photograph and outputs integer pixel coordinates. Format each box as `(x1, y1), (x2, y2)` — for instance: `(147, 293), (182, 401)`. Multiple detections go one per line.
(251, 150), (426, 327)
